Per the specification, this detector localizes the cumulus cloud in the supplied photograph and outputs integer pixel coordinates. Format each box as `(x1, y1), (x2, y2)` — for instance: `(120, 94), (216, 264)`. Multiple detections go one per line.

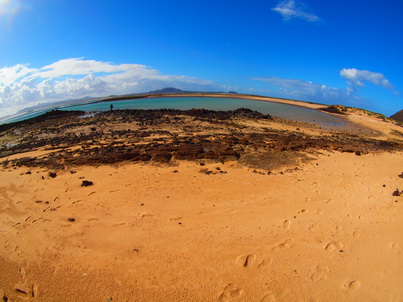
(271, 0), (320, 22)
(340, 68), (395, 94)
(0, 58), (221, 119)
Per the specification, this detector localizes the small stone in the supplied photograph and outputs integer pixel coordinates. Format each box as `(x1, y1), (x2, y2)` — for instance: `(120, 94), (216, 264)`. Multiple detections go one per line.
(70, 170), (77, 174)
(48, 172), (57, 178)
(392, 189), (401, 197)
(35, 200), (42, 204)
(339, 250), (344, 252)
(398, 173), (403, 179)
(25, 171), (31, 175)
(67, 218), (75, 222)
(81, 180), (93, 187)
(355, 151), (361, 156)
(172, 170), (179, 173)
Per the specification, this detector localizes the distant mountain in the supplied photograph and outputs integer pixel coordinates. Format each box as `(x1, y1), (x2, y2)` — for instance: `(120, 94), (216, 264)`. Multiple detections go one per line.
(390, 110), (403, 122)
(148, 87), (187, 94)
(147, 87), (238, 95)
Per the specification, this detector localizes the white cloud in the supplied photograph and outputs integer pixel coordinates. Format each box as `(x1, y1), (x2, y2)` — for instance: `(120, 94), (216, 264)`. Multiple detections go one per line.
(252, 76), (367, 107)
(271, 0), (320, 22)
(0, 58), (221, 119)
(339, 68), (395, 94)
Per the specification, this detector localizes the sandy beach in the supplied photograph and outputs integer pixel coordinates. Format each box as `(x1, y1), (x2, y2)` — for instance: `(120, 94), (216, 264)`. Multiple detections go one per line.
(0, 105), (402, 301)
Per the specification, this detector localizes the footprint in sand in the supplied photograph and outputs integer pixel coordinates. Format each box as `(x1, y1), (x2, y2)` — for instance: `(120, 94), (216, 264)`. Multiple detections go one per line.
(272, 239), (293, 251)
(311, 265), (329, 281)
(283, 220), (291, 229)
(325, 241), (343, 252)
(15, 281), (38, 299)
(219, 283), (243, 302)
(170, 217), (183, 222)
(342, 279), (361, 290)
(335, 226), (343, 235)
(236, 254), (272, 271)
(261, 292), (276, 302)
(261, 290), (289, 302)
(236, 254), (256, 268)
(390, 243), (399, 251)
(353, 229), (361, 238)
(112, 222), (127, 227)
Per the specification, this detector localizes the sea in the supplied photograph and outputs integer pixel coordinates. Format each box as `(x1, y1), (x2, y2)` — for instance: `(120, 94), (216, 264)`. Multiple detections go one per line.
(1, 96), (346, 128)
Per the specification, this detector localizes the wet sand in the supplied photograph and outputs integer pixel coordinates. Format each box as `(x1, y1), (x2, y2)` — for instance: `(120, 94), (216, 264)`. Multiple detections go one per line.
(0, 106), (402, 301)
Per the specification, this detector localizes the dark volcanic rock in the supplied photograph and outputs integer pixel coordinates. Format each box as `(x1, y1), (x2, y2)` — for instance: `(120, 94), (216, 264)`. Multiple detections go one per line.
(48, 172), (57, 178)
(1, 108), (402, 170)
(81, 180), (94, 187)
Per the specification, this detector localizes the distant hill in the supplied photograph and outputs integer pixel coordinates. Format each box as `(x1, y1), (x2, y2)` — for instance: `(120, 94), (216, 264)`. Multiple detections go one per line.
(390, 110), (403, 122)
(148, 87), (187, 94)
(147, 87), (238, 95)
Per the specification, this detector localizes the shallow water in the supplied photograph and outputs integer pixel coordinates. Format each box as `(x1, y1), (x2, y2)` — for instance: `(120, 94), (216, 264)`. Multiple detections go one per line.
(66, 97), (345, 127)
(1, 96), (345, 127)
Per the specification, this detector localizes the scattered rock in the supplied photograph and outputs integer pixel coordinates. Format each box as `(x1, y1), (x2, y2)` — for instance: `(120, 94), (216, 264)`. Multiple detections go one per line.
(25, 171), (31, 174)
(398, 173), (403, 179)
(392, 189), (401, 197)
(67, 218), (76, 222)
(199, 168), (213, 175)
(172, 170), (179, 173)
(81, 180), (94, 187)
(48, 172), (57, 178)
(355, 151), (361, 156)
(35, 200), (42, 204)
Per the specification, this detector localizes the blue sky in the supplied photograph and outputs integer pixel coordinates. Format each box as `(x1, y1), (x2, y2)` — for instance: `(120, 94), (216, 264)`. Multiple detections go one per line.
(0, 0), (402, 118)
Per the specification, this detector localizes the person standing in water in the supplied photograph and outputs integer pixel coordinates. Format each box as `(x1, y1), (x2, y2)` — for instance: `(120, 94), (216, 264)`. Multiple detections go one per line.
(110, 104), (114, 111)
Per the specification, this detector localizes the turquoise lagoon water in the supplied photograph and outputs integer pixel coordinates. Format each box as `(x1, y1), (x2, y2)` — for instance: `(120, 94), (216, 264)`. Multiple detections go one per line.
(1, 96), (346, 127)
